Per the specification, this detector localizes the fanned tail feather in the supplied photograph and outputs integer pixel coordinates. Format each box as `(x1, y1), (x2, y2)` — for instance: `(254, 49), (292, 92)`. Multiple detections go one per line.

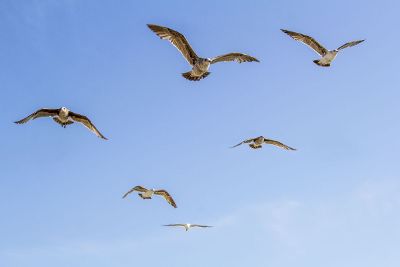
(182, 71), (210, 81)
(313, 60), (330, 67)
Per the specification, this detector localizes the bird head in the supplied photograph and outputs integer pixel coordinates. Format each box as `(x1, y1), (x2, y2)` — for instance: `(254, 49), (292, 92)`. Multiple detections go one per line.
(61, 107), (69, 112)
(205, 58), (212, 63)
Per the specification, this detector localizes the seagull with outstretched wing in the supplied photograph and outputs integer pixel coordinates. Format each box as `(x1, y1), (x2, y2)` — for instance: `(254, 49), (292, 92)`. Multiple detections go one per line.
(281, 29), (364, 67)
(231, 136), (296, 150)
(147, 24), (259, 81)
(163, 223), (212, 231)
(123, 185), (177, 208)
(14, 107), (107, 139)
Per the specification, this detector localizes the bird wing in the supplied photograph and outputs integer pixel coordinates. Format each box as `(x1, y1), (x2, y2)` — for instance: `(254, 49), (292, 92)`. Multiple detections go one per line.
(147, 24), (199, 66)
(281, 29), (328, 56)
(122, 185), (148, 198)
(191, 224), (213, 228)
(230, 138), (255, 148)
(14, 108), (60, 124)
(210, 53), (259, 64)
(264, 139), (296, 150)
(163, 224), (186, 228)
(69, 112), (107, 140)
(154, 189), (177, 208)
(336, 40), (365, 51)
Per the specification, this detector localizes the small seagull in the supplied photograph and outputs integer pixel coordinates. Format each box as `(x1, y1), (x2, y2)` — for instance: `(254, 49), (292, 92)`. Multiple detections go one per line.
(231, 136), (296, 150)
(163, 224), (212, 231)
(123, 186), (177, 208)
(147, 24), (259, 81)
(281, 29), (364, 67)
(14, 107), (107, 139)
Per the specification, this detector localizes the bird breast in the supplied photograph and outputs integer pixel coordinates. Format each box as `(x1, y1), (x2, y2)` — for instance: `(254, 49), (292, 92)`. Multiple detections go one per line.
(195, 60), (210, 72)
(254, 137), (264, 145)
(323, 51), (338, 62)
(59, 109), (69, 120)
(142, 190), (154, 198)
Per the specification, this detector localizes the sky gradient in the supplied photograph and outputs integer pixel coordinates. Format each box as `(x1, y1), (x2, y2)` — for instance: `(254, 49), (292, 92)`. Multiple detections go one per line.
(1, 1), (400, 266)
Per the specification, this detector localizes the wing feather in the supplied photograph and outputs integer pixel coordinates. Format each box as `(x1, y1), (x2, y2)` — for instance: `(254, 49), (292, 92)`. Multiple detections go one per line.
(122, 185), (148, 198)
(210, 53), (259, 64)
(230, 138), (255, 148)
(337, 40), (365, 51)
(14, 108), (60, 124)
(281, 29), (328, 56)
(163, 224), (185, 227)
(147, 24), (199, 66)
(264, 139), (296, 151)
(191, 224), (213, 228)
(69, 112), (107, 140)
(154, 189), (177, 208)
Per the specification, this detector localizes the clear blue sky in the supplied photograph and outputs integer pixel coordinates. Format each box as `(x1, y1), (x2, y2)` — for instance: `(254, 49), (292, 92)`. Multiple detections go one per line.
(1, 0), (399, 266)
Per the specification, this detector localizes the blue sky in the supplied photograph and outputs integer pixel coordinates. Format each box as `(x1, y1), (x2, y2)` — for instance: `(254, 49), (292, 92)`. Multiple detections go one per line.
(1, 0), (399, 266)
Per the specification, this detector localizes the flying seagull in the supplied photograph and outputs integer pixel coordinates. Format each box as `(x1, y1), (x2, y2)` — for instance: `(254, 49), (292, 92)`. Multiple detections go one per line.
(163, 224), (212, 231)
(147, 24), (259, 81)
(14, 107), (107, 139)
(281, 29), (364, 67)
(123, 186), (177, 208)
(231, 136), (296, 150)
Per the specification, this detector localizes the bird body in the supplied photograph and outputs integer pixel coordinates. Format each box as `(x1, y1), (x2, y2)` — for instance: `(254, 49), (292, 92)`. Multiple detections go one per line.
(281, 29), (364, 67)
(163, 223), (212, 231)
(147, 24), (259, 81)
(14, 107), (107, 139)
(315, 50), (338, 67)
(123, 186), (177, 208)
(231, 136), (296, 150)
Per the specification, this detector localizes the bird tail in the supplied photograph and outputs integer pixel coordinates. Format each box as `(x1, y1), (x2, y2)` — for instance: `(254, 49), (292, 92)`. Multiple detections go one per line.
(249, 144), (262, 149)
(313, 60), (330, 67)
(182, 71), (210, 81)
(53, 117), (74, 127)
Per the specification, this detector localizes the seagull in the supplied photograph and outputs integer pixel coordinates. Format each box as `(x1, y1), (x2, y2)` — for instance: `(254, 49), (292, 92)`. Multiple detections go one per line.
(147, 24), (259, 81)
(163, 224), (212, 231)
(281, 29), (364, 67)
(14, 107), (107, 139)
(122, 186), (177, 208)
(231, 136), (296, 150)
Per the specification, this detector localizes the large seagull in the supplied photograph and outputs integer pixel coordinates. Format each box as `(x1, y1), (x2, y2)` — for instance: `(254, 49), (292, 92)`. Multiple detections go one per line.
(163, 224), (212, 231)
(123, 186), (177, 208)
(281, 29), (364, 67)
(14, 107), (107, 139)
(231, 136), (296, 150)
(147, 24), (259, 81)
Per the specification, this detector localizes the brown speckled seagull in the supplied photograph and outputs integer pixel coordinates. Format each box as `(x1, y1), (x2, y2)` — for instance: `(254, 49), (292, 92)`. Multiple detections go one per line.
(231, 136), (296, 150)
(14, 107), (107, 140)
(281, 29), (364, 67)
(123, 185), (177, 208)
(147, 24), (259, 81)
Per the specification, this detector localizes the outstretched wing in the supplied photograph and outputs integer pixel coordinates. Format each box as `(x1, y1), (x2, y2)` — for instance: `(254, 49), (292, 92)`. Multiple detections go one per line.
(147, 24), (199, 66)
(210, 53), (259, 64)
(230, 138), (255, 148)
(122, 185), (148, 198)
(191, 224), (213, 228)
(154, 189), (177, 208)
(337, 40), (365, 51)
(14, 108), (60, 124)
(163, 224), (185, 227)
(281, 29), (328, 56)
(69, 112), (107, 140)
(264, 139), (296, 151)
